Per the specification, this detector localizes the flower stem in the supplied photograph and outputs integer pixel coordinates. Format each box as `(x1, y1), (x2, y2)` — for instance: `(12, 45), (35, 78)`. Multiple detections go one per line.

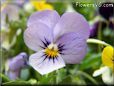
(87, 39), (110, 46)
(77, 71), (98, 85)
(97, 22), (102, 52)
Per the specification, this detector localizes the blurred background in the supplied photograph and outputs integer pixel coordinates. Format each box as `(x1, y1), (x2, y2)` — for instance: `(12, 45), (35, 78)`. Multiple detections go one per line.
(1, 0), (114, 85)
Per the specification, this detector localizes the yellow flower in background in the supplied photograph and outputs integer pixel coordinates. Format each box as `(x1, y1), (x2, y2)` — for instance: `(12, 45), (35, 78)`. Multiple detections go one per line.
(1, 3), (6, 12)
(102, 46), (114, 68)
(30, 0), (53, 11)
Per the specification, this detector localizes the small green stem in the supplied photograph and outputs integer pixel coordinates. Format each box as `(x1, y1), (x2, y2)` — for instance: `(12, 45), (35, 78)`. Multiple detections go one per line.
(97, 22), (102, 52)
(87, 39), (110, 46)
(77, 71), (98, 85)
(97, 22), (102, 40)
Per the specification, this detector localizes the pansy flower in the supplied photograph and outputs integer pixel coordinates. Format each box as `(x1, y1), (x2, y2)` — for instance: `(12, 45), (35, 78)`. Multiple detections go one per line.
(99, 2), (114, 29)
(89, 20), (107, 38)
(93, 66), (114, 85)
(24, 10), (90, 75)
(30, 0), (53, 11)
(90, 2), (114, 38)
(6, 52), (28, 80)
(1, 4), (19, 30)
(102, 46), (114, 69)
(89, 19), (114, 38)
(99, 2), (114, 20)
(93, 46), (114, 85)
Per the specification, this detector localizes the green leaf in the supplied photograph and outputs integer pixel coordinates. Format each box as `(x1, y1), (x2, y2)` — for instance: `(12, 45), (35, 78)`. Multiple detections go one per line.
(2, 80), (31, 85)
(77, 71), (98, 85)
(59, 75), (72, 84)
(80, 53), (101, 70)
(52, 2), (67, 15)
(72, 1), (96, 20)
(0, 73), (10, 82)
(71, 75), (86, 85)
(38, 72), (56, 84)
(56, 68), (67, 83)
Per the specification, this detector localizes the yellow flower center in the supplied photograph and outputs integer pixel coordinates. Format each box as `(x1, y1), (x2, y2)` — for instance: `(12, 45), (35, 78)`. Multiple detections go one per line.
(45, 43), (59, 58)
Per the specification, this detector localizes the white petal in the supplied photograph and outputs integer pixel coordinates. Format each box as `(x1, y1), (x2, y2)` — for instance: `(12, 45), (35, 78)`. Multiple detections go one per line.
(29, 51), (65, 75)
(102, 67), (114, 85)
(93, 66), (109, 77)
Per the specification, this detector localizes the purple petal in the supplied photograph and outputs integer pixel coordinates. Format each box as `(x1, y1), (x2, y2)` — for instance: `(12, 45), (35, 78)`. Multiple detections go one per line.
(1, 4), (19, 29)
(8, 70), (20, 80)
(24, 22), (53, 51)
(90, 21), (107, 38)
(27, 10), (60, 29)
(29, 51), (65, 75)
(109, 21), (114, 30)
(1, 4), (19, 21)
(56, 32), (87, 64)
(89, 22), (98, 38)
(53, 12), (90, 41)
(99, 2), (114, 20)
(8, 52), (28, 71)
